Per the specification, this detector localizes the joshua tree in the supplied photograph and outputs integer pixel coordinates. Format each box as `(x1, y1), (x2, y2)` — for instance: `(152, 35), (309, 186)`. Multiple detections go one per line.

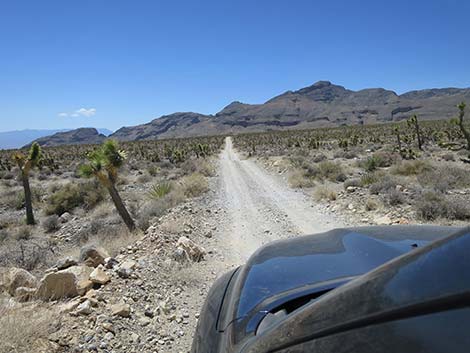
(456, 102), (470, 151)
(80, 140), (136, 231)
(407, 115), (423, 150)
(13, 142), (42, 225)
(393, 126), (402, 151)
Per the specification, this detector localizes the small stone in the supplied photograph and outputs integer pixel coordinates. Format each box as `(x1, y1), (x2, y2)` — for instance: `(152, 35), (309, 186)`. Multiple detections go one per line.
(55, 257), (78, 270)
(117, 260), (137, 279)
(59, 212), (72, 223)
(89, 265), (110, 285)
(76, 300), (93, 315)
(104, 332), (114, 341)
(104, 257), (119, 269)
(79, 245), (110, 268)
(102, 322), (114, 333)
(111, 303), (131, 317)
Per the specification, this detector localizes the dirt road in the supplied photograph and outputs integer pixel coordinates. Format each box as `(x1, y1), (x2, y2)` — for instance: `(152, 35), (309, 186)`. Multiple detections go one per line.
(217, 137), (345, 264)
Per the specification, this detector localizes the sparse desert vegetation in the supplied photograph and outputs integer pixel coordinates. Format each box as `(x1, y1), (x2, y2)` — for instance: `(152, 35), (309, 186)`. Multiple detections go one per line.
(234, 111), (470, 226)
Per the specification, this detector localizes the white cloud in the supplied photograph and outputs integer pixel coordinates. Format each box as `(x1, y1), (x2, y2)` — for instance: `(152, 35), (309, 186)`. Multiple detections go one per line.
(75, 108), (96, 117)
(58, 107), (96, 118)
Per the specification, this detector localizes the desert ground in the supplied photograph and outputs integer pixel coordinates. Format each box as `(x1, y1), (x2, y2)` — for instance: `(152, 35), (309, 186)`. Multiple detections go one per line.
(1, 122), (469, 352)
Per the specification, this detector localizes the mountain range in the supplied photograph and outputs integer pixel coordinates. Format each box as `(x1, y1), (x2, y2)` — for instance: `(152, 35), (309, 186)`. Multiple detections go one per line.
(0, 128), (112, 150)
(11, 81), (470, 147)
(111, 81), (470, 140)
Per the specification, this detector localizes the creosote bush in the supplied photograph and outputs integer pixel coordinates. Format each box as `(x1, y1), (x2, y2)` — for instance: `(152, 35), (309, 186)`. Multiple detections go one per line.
(45, 181), (104, 216)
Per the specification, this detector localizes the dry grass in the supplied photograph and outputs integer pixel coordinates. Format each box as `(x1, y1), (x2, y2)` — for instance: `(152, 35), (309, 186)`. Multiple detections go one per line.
(288, 170), (315, 188)
(313, 185), (337, 201)
(180, 173), (209, 198)
(0, 301), (59, 353)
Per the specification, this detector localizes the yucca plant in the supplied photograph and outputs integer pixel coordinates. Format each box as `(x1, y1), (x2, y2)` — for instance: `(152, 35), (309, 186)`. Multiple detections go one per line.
(80, 140), (135, 231)
(13, 142), (42, 225)
(148, 181), (172, 199)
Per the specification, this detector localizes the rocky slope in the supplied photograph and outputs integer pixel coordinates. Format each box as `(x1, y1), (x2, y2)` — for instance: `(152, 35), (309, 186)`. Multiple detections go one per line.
(111, 81), (470, 140)
(24, 128), (107, 148)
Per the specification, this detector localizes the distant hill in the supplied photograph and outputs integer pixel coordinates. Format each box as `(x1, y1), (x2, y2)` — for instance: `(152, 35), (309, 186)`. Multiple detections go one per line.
(23, 128), (109, 148)
(111, 81), (470, 141)
(0, 128), (112, 150)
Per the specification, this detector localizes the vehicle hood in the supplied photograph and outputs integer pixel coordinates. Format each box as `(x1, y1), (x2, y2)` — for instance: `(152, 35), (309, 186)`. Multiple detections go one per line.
(235, 226), (458, 320)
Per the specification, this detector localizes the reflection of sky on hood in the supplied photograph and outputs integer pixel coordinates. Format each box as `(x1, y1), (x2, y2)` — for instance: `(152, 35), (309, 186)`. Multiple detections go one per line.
(384, 232), (470, 306)
(238, 232), (430, 317)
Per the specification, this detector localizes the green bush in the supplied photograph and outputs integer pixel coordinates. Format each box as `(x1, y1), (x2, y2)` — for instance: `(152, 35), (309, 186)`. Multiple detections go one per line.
(45, 181), (104, 216)
(362, 155), (383, 172)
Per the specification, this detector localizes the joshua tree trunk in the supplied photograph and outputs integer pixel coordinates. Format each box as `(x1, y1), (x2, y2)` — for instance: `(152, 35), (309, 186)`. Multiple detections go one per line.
(21, 171), (35, 225)
(458, 104), (470, 151)
(107, 183), (136, 231)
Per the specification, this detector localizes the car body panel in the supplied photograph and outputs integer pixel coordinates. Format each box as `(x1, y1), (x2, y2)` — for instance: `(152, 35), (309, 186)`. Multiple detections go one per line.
(192, 225), (465, 353)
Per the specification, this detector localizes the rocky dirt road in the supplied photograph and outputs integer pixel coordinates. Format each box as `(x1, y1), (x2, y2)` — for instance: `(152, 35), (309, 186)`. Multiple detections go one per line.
(217, 136), (345, 264)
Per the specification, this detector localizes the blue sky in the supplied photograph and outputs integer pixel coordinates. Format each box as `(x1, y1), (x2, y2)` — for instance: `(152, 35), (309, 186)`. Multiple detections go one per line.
(1, 0), (469, 132)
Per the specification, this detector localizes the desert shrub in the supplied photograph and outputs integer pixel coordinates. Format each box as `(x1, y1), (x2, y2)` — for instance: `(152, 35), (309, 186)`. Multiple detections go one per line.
(333, 150), (357, 159)
(344, 178), (361, 189)
(137, 188), (185, 230)
(0, 238), (55, 270)
(316, 161), (344, 182)
(2, 186), (43, 210)
(181, 173), (208, 198)
(14, 226), (32, 241)
(416, 191), (470, 221)
(361, 152), (394, 172)
(0, 171), (14, 180)
(312, 154), (327, 163)
(360, 171), (384, 186)
(314, 185), (337, 201)
(369, 175), (399, 195)
(45, 181), (104, 216)
(196, 160), (216, 177)
(181, 159), (198, 175)
(289, 170), (315, 188)
(0, 229), (9, 243)
(148, 181), (173, 199)
(136, 172), (151, 183)
(290, 155), (307, 169)
(148, 165), (159, 177)
(391, 160), (432, 176)
(365, 198), (379, 211)
(41, 215), (60, 233)
(386, 189), (406, 206)
(441, 153), (455, 161)
(419, 166), (470, 192)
